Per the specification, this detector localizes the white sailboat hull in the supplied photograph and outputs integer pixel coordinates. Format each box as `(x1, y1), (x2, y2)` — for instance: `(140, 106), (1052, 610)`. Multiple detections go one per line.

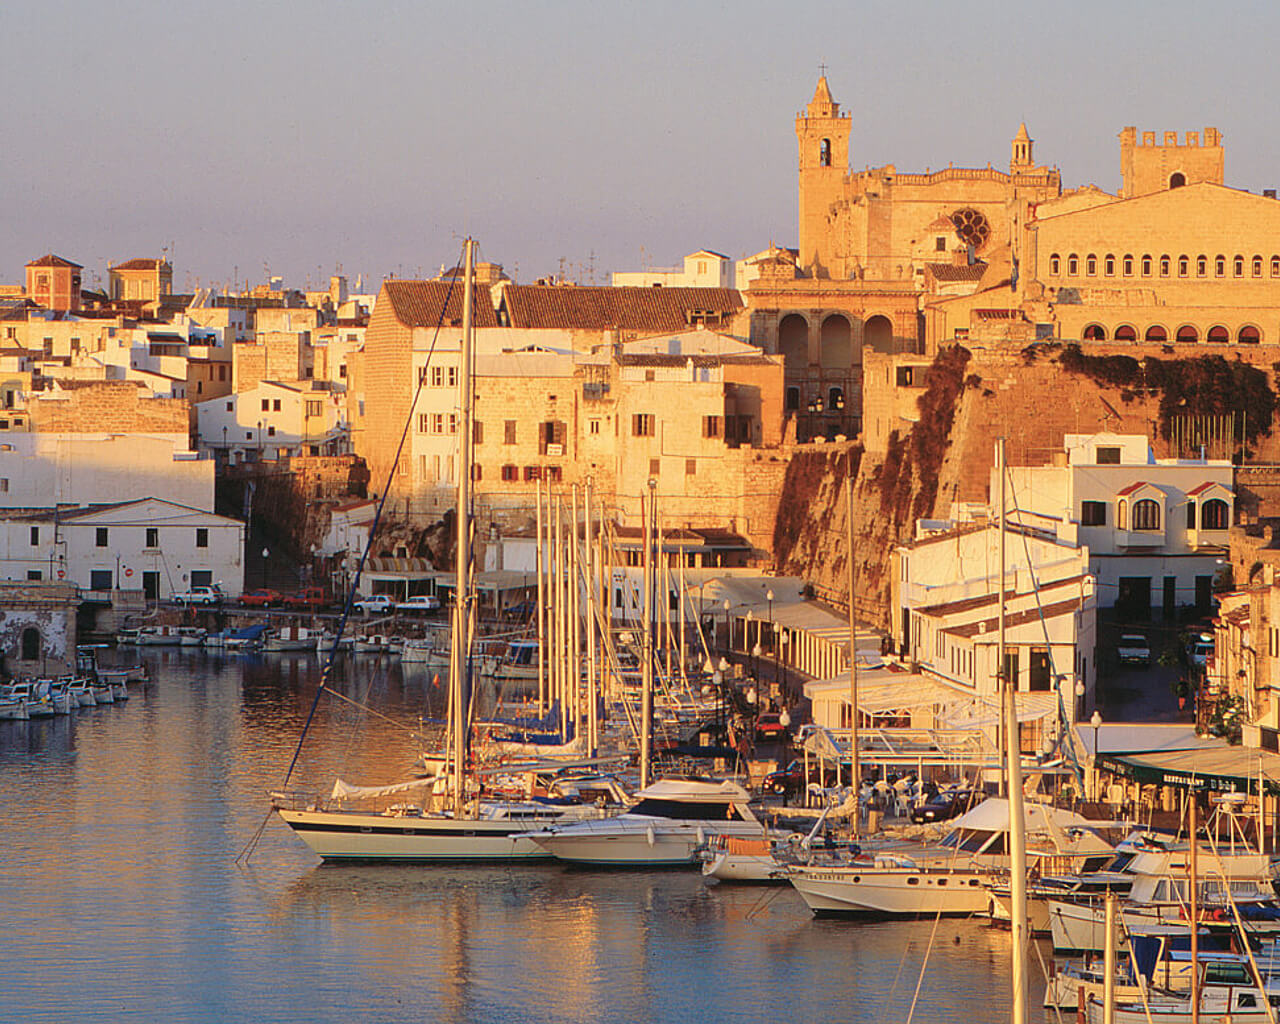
(530, 820), (766, 867)
(276, 807), (554, 862)
(787, 865), (993, 916)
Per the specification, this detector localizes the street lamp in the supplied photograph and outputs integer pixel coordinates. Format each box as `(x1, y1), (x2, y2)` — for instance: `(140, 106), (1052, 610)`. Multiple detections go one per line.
(752, 642), (762, 682)
(766, 586), (775, 650)
(1090, 710), (1103, 801)
(262, 546), (270, 589)
(723, 599), (731, 654)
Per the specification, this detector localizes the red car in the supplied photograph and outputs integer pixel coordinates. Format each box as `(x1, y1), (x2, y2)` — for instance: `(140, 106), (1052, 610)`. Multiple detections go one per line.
(238, 588), (282, 608)
(754, 712), (788, 743)
(282, 587), (328, 610)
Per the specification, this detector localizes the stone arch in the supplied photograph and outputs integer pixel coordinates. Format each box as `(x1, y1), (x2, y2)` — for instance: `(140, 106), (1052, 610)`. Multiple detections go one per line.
(21, 627), (40, 661)
(1170, 172), (1186, 188)
(1207, 325), (1229, 344)
(778, 313), (809, 370)
(1082, 323), (1107, 341)
(819, 313), (852, 368)
(1115, 324), (1137, 342)
(863, 314), (894, 354)
(1175, 324), (1199, 344)
(1239, 324), (1262, 344)
(1144, 324), (1168, 342)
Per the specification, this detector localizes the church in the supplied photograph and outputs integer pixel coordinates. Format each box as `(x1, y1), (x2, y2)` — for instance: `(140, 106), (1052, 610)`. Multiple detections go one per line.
(750, 75), (1280, 443)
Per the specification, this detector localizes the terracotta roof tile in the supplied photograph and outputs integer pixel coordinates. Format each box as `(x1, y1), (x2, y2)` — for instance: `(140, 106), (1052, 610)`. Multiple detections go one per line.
(926, 263), (986, 282)
(26, 254), (81, 269)
(382, 281), (498, 329)
(1116, 481), (1151, 496)
(503, 286), (742, 332)
(112, 258), (169, 272)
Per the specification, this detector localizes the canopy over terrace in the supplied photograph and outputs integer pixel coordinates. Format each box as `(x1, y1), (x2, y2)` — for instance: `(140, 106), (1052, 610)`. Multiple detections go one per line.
(434, 570), (537, 618)
(361, 557), (435, 600)
(1097, 743), (1280, 795)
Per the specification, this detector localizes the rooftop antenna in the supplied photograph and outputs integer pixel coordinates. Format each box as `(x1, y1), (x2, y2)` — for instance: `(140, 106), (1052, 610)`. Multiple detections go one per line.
(588, 251), (597, 284)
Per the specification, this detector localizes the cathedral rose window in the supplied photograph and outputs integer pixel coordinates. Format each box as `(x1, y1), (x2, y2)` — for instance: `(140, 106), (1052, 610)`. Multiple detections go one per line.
(950, 208), (991, 250)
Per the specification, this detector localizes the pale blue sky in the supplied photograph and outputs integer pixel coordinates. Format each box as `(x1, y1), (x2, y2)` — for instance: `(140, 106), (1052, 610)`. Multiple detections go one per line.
(4, 0), (1275, 292)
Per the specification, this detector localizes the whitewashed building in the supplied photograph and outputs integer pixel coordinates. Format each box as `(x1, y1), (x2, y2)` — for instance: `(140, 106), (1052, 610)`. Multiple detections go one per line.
(998, 433), (1232, 617)
(0, 498), (245, 600)
(194, 380), (349, 462)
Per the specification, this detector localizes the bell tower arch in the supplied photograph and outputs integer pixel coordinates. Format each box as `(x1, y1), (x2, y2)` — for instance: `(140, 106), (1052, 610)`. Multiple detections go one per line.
(796, 75), (850, 278)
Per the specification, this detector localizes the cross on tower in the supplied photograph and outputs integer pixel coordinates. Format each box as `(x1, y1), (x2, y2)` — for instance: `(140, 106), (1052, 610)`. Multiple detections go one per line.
(818, 60), (827, 77)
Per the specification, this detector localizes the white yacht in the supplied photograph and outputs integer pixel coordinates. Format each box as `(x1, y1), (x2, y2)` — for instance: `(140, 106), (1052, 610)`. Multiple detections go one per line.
(1048, 833), (1280, 952)
(521, 777), (766, 867)
(786, 797), (1112, 916)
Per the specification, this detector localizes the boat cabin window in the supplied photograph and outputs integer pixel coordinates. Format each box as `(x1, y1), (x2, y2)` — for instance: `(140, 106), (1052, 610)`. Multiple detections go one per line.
(629, 798), (741, 821)
(1080, 856), (1111, 873)
(1239, 993), (1258, 1008)
(1204, 963), (1252, 985)
(1107, 852), (1135, 873)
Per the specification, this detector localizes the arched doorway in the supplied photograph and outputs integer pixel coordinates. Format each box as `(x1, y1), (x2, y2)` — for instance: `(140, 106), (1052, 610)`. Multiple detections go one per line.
(1207, 325), (1229, 344)
(1175, 325), (1199, 344)
(1240, 325), (1262, 344)
(1082, 324), (1107, 341)
(864, 314), (894, 354)
(1170, 172), (1186, 188)
(21, 627), (40, 661)
(778, 314), (809, 370)
(1115, 324), (1137, 342)
(819, 314), (852, 368)
(1144, 325), (1168, 342)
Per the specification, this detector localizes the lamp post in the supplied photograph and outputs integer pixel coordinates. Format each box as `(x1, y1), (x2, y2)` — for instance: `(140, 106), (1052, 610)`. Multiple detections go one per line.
(262, 546), (270, 590)
(766, 587), (775, 686)
(723, 598), (731, 655)
(1090, 709), (1103, 802)
(752, 642), (762, 684)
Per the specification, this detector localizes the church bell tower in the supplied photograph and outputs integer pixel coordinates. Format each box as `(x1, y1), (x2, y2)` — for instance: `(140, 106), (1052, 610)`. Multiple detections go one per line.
(796, 75), (850, 277)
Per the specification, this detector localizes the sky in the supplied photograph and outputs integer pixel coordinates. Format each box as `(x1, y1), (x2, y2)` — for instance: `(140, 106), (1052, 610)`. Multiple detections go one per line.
(4, 0), (1278, 294)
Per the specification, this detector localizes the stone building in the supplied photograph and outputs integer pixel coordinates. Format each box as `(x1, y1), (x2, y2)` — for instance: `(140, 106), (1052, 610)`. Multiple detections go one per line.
(108, 258), (172, 303)
(0, 581), (79, 677)
(24, 255), (82, 312)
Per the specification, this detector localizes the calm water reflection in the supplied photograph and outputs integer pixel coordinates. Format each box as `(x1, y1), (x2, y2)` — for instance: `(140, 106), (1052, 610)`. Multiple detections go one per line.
(0, 650), (1043, 1022)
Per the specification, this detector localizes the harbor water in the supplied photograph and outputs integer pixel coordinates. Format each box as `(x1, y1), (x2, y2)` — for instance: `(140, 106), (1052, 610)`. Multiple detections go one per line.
(0, 649), (1050, 1023)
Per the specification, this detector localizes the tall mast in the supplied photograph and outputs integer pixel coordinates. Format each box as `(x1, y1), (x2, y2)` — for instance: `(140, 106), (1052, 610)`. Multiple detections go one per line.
(640, 482), (654, 789)
(536, 478), (546, 714)
(847, 472), (860, 841)
(452, 237), (475, 816)
(999, 436), (1029, 1024)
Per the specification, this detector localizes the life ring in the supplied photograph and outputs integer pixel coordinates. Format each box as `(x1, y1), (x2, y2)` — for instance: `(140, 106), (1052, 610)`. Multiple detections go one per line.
(56, 569), (65, 579)
(124, 568), (134, 578)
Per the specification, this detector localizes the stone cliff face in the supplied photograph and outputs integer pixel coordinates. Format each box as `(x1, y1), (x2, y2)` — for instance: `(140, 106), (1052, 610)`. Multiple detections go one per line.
(773, 344), (1280, 627)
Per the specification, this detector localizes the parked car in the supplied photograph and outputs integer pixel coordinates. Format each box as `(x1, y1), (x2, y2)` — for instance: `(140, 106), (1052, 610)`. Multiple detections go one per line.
(760, 760), (809, 797)
(910, 789), (980, 824)
(397, 594), (441, 614)
(238, 588), (282, 608)
(353, 594), (395, 615)
(172, 585), (223, 606)
(754, 712), (788, 743)
(282, 587), (328, 610)
(1117, 633), (1151, 667)
(1188, 633), (1214, 669)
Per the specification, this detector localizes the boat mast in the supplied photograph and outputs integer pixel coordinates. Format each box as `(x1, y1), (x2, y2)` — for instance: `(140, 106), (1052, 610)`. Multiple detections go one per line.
(452, 237), (475, 816)
(585, 476), (599, 757)
(999, 436), (1029, 1024)
(640, 479), (655, 789)
(536, 477), (546, 714)
(846, 472), (860, 841)
(1190, 786), (1200, 1024)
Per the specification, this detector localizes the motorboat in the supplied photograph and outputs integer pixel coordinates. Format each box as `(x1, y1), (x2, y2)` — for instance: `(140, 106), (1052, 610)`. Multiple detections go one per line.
(263, 626), (322, 652)
(1048, 829), (1280, 953)
(479, 639), (539, 686)
(1081, 956), (1280, 1023)
(136, 625), (183, 646)
(177, 627), (207, 647)
(400, 636), (447, 665)
(520, 777), (767, 867)
(785, 797), (1113, 916)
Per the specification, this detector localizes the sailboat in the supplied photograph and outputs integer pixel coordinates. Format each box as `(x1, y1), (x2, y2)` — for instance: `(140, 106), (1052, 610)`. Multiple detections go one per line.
(272, 239), (616, 862)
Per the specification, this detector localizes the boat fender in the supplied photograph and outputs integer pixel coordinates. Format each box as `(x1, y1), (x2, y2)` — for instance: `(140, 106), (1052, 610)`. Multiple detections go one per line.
(696, 826), (706, 847)
(788, 832), (806, 846)
(646, 824), (656, 847)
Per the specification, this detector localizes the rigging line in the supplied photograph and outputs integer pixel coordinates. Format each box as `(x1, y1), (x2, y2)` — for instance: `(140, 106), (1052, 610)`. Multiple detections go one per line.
(1005, 466), (1086, 786)
(279, 242), (466, 793)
